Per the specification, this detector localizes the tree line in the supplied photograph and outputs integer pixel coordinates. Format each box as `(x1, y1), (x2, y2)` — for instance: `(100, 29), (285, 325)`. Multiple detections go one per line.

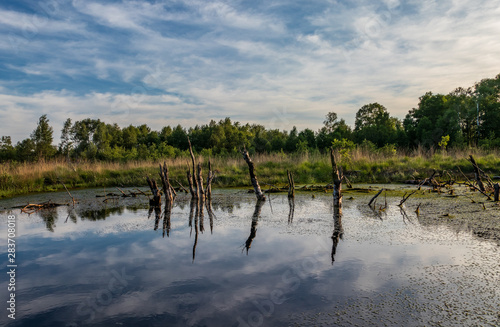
(1, 73), (499, 162)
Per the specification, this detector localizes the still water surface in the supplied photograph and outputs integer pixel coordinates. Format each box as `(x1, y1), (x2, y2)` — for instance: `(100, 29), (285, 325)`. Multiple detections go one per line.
(0, 189), (498, 326)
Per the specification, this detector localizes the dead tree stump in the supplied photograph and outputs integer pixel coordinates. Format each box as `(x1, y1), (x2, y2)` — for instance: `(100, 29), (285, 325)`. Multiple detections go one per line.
(330, 148), (343, 217)
(187, 169), (196, 198)
(241, 149), (266, 201)
(146, 176), (161, 206)
(287, 170), (295, 198)
(159, 162), (174, 202)
(469, 155), (486, 192)
(205, 160), (214, 201)
(187, 137), (199, 199)
(197, 163), (205, 199)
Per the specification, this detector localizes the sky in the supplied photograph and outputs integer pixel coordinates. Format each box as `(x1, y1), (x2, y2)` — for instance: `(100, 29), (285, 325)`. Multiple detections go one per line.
(1, 0), (499, 143)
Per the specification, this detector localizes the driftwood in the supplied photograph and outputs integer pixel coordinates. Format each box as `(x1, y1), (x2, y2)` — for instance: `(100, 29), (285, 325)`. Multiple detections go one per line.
(241, 148), (266, 201)
(20, 201), (68, 214)
(116, 187), (130, 197)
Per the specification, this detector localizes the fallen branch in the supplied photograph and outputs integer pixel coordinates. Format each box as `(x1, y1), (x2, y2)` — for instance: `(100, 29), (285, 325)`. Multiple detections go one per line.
(58, 179), (76, 205)
(398, 190), (417, 207)
(116, 187), (130, 197)
(21, 200), (68, 214)
(368, 189), (383, 207)
(458, 166), (492, 200)
(174, 179), (189, 193)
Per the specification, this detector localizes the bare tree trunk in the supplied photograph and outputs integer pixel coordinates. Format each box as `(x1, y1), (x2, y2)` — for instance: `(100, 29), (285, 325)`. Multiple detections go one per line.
(163, 200), (172, 238)
(287, 170), (295, 198)
(288, 197), (295, 224)
(330, 148), (343, 216)
(331, 212), (343, 265)
(159, 162), (173, 202)
(205, 160), (214, 201)
(187, 137), (198, 198)
(197, 163), (205, 200)
(244, 200), (265, 254)
(187, 169), (196, 198)
(146, 176), (161, 206)
(241, 149), (266, 201)
(469, 155), (486, 192)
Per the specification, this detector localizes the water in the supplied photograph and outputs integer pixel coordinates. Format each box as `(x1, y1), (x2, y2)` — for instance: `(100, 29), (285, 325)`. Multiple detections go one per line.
(0, 188), (499, 327)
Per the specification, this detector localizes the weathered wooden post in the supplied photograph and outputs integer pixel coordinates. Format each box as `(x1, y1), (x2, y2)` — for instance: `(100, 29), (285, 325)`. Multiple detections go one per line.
(330, 147), (343, 216)
(241, 148), (266, 201)
(494, 183), (499, 202)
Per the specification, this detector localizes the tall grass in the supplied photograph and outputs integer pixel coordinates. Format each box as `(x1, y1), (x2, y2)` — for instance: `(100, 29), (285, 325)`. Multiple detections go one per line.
(1, 147), (499, 198)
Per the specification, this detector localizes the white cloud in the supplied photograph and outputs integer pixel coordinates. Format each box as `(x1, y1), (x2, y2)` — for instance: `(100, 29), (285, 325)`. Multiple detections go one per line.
(1, 0), (500, 141)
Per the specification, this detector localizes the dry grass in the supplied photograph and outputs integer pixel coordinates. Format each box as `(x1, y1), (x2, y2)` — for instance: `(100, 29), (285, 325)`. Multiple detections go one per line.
(1, 147), (499, 198)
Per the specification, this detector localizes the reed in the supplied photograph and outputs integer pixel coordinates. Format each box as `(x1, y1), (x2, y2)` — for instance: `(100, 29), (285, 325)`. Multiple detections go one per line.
(1, 147), (499, 198)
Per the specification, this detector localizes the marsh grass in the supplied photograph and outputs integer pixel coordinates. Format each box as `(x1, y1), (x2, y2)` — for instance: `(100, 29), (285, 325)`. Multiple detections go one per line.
(1, 148), (499, 198)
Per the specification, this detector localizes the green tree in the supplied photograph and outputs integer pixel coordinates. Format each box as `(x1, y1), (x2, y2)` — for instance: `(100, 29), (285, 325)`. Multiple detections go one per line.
(354, 103), (400, 147)
(0, 136), (16, 161)
(122, 125), (138, 150)
(59, 118), (73, 158)
(323, 111), (339, 133)
(31, 114), (56, 160)
(475, 74), (500, 145)
(405, 92), (464, 148)
(285, 126), (299, 152)
(16, 138), (35, 161)
(298, 128), (316, 150)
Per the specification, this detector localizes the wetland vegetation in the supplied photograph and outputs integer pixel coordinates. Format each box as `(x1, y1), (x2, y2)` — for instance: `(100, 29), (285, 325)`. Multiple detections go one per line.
(1, 73), (500, 198)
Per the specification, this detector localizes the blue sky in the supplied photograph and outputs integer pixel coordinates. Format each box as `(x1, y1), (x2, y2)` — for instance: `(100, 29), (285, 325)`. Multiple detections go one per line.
(1, 0), (499, 143)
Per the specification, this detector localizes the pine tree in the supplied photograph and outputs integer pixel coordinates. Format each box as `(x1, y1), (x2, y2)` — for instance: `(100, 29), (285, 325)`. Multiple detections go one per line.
(31, 114), (56, 160)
